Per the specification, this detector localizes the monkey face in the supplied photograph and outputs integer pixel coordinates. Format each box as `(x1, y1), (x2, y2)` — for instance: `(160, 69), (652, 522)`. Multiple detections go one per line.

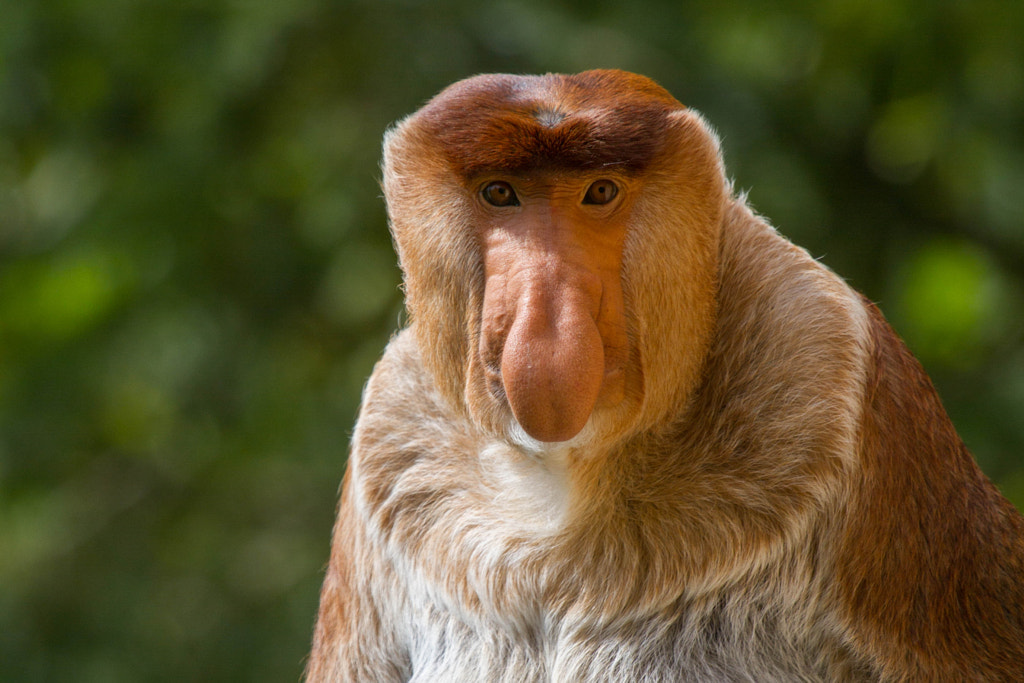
(383, 71), (725, 447)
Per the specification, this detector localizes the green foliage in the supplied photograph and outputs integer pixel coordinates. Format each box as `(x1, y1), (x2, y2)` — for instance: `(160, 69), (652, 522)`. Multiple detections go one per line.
(1, 0), (1022, 679)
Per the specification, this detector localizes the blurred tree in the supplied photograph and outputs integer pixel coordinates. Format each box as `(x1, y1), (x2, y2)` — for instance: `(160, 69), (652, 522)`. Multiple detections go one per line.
(0, 0), (1021, 680)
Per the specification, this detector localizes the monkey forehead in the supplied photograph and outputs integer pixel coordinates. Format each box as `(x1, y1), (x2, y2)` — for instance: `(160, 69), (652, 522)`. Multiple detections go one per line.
(407, 70), (686, 177)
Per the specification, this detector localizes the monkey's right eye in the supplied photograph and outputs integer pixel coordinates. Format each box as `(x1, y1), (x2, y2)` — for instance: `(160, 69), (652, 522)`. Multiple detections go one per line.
(482, 182), (520, 207)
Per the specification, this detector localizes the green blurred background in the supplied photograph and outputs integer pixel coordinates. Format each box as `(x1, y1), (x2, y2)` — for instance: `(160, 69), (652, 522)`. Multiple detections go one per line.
(1, 0), (1022, 680)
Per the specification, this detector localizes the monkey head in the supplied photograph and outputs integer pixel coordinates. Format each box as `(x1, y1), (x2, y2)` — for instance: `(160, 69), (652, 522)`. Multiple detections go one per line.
(382, 70), (728, 446)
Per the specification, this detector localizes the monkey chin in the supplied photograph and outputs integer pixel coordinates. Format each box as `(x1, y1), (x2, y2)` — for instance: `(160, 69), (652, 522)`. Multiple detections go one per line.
(506, 416), (597, 456)
(504, 393), (631, 458)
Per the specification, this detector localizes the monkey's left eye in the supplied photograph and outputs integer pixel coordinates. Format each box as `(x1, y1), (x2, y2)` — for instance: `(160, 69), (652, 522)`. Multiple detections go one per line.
(583, 180), (618, 205)
(482, 182), (520, 207)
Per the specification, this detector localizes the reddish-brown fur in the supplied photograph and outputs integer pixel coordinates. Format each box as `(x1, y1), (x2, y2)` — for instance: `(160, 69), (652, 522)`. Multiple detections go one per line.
(836, 299), (1024, 679)
(307, 70), (1024, 682)
(417, 71), (680, 176)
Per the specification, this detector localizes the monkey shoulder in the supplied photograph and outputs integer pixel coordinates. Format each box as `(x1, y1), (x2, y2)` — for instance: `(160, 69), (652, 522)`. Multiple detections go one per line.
(350, 327), (476, 471)
(345, 327), (485, 546)
(715, 200), (871, 384)
(357, 329), (453, 429)
(694, 202), (873, 487)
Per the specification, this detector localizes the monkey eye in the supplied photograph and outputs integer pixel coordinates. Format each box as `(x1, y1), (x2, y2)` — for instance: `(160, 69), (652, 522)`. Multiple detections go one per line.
(481, 181), (519, 207)
(583, 179), (618, 205)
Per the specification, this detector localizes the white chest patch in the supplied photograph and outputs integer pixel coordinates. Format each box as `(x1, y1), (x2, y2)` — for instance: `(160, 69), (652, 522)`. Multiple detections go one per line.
(477, 440), (572, 534)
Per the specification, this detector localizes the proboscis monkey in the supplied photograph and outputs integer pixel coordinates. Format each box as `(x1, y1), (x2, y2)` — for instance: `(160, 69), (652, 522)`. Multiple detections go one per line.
(306, 70), (1024, 682)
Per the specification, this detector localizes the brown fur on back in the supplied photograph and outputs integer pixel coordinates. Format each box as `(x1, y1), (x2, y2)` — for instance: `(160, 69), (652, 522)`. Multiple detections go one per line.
(835, 300), (1024, 680)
